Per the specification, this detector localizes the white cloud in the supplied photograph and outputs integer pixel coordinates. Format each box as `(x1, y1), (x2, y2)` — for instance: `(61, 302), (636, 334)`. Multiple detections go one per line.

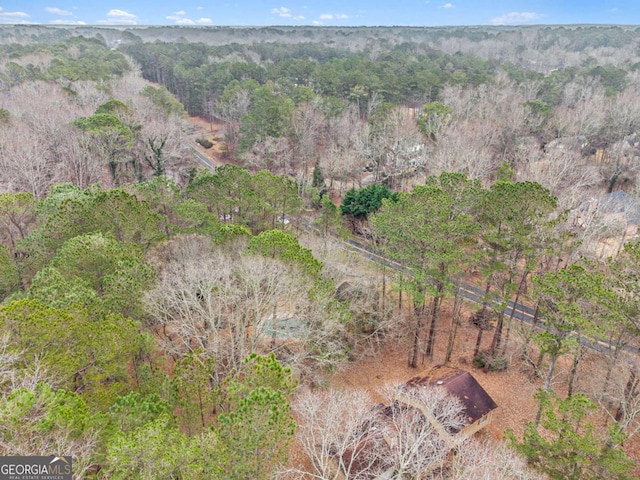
(0, 7), (32, 24)
(312, 20), (323, 25)
(442, 3), (454, 8)
(272, 7), (291, 17)
(0, 9), (31, 24)
(319, 13), (348, 20)
(108, 9), (136, 20)
(98, 8), (137, 25)
(491, 11), (544, 25)
(167, 11), (213, 25)
(46, 7), (72, 16)
(50, 19), (87, 25)
(271, 6), (304, 20)
(0, 10), (30, 18)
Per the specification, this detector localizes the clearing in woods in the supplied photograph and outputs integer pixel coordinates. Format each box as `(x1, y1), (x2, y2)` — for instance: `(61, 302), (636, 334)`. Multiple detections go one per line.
(189, 116), (226, 166)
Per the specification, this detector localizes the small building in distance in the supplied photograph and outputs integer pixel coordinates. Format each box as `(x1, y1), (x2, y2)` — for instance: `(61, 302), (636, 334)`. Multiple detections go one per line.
(333, 365), (498, 479)
(570, 190), (640, 259)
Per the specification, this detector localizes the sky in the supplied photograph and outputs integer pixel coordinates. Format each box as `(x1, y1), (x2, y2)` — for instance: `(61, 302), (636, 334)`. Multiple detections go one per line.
(0, 1), (639, 27)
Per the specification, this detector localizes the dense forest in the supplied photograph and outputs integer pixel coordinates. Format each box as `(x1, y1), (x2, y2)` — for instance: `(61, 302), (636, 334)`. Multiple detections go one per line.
(1, 25), (640, 478)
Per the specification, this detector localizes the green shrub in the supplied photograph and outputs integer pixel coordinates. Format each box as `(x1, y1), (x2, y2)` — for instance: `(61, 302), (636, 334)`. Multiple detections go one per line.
(196, 137), (214, 149)
(472, 355), (486, 369)
(473, 351), (508, 371)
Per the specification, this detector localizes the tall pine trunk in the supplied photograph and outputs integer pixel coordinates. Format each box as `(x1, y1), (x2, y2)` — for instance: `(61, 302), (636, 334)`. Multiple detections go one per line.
(410, 309), (423, 369)
(488, 309), (505, 357)
(603, 330), (625, 393)
(424, 284), (444, 360)
(473, 272), (493, 358)
(616, 369), (638, 422)
(445, 285), (463, 364)
(536, 354), (559, 425)
(567, 340), (583, 397)
(409, 294), (425, 369)
(501, 270), (530, 356)
(524, 300), (541, 352)
(485, 307), (506, 372)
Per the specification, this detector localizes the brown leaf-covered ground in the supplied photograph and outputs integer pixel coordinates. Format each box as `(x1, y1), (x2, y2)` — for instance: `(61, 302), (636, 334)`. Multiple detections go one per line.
(330, 316), (538, 440)
(327, 308), (640, 475)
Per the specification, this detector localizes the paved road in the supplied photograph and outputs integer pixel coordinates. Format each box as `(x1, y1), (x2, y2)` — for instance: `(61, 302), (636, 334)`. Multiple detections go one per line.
(327, 229), (638, 359)
(341, 236), (537, 323)
(189, 145), (216, 171)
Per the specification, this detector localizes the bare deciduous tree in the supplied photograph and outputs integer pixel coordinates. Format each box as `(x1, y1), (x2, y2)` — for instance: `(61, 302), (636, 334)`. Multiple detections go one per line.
(144, 234), (347, 380)
(381, 383), (466, 478)
(0, 124), (52, 198)
(289, 389), (388, 480)
(519, 148), (600, 211)
(370, 106), (425, 190)
(289, 97), (324, 176)
(216, 87), (250, 156)
(241, 135), (292, 174)
(428, 120), (496, 180)
(322, 106), (371, 193)
(290, 384), (468, 480)
(450, 438), (547, 480)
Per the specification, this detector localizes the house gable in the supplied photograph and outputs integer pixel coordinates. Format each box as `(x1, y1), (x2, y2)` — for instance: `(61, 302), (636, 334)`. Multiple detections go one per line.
(403, 365), (498, 432)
